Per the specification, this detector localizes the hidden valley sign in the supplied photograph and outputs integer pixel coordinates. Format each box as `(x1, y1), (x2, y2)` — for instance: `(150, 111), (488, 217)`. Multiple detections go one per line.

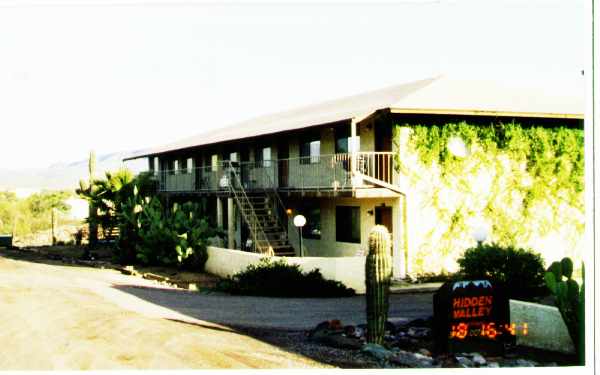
(433, 279), (526, 355)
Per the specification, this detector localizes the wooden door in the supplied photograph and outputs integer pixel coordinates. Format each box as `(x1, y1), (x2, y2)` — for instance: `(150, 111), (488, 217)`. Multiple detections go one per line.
(375, 206), (393, 253)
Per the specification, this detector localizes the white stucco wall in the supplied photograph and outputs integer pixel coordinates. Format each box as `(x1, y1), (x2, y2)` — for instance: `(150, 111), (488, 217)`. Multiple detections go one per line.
(205, 246), (367, 293)
(287, 197), (399, 256)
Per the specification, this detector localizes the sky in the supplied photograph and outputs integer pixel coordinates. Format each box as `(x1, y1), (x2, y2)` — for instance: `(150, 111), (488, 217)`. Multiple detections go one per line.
(0, 0), (586, 170)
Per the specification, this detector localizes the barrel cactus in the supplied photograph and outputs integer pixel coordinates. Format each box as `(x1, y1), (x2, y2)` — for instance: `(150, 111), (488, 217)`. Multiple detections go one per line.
(365, 225), (393, 344)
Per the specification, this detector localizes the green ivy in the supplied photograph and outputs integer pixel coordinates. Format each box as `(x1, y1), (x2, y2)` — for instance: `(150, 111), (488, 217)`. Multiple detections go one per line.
(393, 120), (584, 272)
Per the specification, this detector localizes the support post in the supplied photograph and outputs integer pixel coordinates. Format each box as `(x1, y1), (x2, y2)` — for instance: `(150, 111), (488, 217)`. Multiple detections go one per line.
(227, 197), (235, 249)
(350, 118), (358, 178)
(216, 197), (223, 229)
(392, 197), (405, 279)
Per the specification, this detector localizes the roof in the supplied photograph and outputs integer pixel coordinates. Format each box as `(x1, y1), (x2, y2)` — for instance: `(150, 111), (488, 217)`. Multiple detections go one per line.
(125, 75), (584, 160)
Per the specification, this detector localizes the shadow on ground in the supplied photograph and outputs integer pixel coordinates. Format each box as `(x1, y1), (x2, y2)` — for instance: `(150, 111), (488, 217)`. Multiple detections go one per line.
(110, 283), (434, 368)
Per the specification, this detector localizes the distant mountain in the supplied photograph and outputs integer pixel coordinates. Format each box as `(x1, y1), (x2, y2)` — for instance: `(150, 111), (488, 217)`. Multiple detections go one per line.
(0, 151), (149, 191)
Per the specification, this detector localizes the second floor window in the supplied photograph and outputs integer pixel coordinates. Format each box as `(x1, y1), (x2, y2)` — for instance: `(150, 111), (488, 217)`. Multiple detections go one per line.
(257, 147), (272, 167)
(211, 154), (219, 172)
(300, 136), (320, 165)
(335, 126), (360, 154)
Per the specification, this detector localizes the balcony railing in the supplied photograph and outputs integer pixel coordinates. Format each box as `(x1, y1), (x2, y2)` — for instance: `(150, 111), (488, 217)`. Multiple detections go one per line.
(154, 152), (395, 193)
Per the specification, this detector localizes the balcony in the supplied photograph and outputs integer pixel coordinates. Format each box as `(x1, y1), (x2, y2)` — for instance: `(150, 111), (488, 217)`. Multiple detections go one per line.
(155, 152), (396, 194)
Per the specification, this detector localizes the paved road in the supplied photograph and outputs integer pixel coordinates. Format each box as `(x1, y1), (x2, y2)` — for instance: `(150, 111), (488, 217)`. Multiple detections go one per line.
(115, 284), (433, 330)
(0, 254), (432, 369)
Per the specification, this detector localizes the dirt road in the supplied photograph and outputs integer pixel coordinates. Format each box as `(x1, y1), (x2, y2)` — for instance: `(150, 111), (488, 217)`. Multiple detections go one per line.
(0, 256), (329, 370)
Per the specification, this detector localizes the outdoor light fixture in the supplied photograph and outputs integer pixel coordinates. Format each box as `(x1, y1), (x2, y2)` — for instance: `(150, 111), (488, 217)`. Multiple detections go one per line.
(286, 208), (293, 216)
(367, 209), (374, 216)
(447, 136), (470, 158)
(293, 214), (306, 257)
(472, 225), (489, 246)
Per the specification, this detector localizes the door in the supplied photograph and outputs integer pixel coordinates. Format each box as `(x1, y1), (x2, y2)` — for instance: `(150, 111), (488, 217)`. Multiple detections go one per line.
(375, 206), (393, 254)
(278, 141), (289, 188)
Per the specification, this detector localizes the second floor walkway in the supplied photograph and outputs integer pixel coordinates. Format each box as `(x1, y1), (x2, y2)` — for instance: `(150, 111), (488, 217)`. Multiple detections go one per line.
(155, 152), (396, 194)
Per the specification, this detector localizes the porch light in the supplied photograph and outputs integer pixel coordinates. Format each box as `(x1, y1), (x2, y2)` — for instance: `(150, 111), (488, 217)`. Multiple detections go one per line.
(286, 208), (293, 216)
(293, 214), (306, 257)
(472, 224), (489, 246)
(447, 136), (470, 158)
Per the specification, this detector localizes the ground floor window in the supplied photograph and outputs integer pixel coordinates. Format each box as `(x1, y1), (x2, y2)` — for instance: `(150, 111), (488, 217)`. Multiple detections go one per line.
(300, 202), (321, 239)
(336, 206), (360, 243)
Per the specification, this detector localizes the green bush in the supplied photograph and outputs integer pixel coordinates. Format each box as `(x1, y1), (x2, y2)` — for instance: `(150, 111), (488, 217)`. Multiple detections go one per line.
(217, 258), (355, 298)
(456, 243), (547, 301)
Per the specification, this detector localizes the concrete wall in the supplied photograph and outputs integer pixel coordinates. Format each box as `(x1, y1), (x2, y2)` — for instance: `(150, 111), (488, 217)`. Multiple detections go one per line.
(510, 299), (575, 354)
(205, 246), (367, 293)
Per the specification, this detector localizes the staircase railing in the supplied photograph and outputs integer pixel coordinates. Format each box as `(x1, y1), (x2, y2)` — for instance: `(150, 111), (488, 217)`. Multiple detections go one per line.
(259, 162), (301, 254)
(224, 161), (274, 256)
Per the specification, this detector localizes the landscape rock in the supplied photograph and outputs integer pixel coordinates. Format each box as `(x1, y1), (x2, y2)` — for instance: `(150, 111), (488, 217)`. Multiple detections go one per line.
(487, 362), (500, 368)
(407, 327), (431, 338)
(455, 356), (474, 368)
(308, 320), (362, 349)
(385, 321), (397, 334)
(418, 348), (432, 357)
(362, 343), (393, 361)
(516, 359), (537, 367)
(143, 273), (169, 282)
(471, 353), (486, 366)
(389, 349), (434, 368)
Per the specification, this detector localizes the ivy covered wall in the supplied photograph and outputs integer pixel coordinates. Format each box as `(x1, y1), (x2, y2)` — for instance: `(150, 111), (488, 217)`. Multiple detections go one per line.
(393, 119), (584, 275)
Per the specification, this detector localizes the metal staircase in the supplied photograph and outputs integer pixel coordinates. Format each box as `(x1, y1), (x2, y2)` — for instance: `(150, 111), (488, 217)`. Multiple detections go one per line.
(226, 162), (295, 257)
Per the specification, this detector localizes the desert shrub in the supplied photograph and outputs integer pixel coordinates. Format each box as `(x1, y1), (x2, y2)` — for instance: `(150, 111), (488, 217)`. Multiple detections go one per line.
(413, 271), (460, 283)
(217, 258), (355, 298)
(457, 243), (547, 301)
(118, 193), (217, 270)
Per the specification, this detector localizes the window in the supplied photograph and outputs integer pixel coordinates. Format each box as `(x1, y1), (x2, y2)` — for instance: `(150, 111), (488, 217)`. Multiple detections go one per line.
(229, 152), (238, 163)
(260, 147), (272, 167)
(211, 154), (219, 172)
(186, 158), (193, 173)
(300, 134), (321, 164)
(153, 157), (159, 172)
(336, 206), (360, 243)
(173, 159), (179, 175)
(335, 126), (360, 154)
(300, 202), (321, 239)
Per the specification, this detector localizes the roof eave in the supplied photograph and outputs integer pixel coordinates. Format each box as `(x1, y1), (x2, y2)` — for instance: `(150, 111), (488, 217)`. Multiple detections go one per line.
(389, 107), (584, 119)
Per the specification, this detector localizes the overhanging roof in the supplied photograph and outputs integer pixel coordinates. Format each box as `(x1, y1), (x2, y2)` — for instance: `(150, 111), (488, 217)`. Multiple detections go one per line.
(125, 75), (584, 161)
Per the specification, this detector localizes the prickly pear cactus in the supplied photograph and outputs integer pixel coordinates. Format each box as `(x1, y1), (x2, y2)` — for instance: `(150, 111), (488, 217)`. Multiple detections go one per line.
(365, 225), (393, 344)
(545, 257), (585, 365)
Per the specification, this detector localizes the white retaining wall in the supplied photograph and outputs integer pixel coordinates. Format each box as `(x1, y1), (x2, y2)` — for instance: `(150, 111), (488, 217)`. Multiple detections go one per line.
(205, 246), (366, 293)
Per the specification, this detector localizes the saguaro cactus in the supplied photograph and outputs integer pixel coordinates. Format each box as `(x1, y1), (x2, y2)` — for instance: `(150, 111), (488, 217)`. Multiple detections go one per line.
(88, 150), (98, 248)
(365, 225), (393, 344)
